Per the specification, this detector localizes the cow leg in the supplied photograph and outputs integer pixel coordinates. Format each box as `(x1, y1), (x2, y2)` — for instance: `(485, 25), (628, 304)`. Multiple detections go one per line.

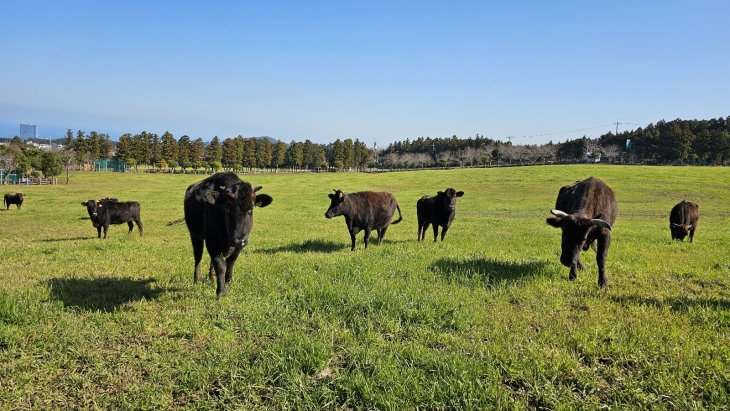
(418, 220), (429, 241)
(127, 221), (134, 235)
(103, 224), (109, 239)
(97, 226), (102, 238)
(136, 219), (144, 237)
(432, 224), (439, 242)
(440, 226), (449, 241)
(349, 228), (359, 251)
(596, 234), (610, 288)
(225, 247), (242, 283)
(377, 226), (388, 245)
(208, 263), (216, 281)
(363, 229), (372, 249)
(191, 237), (205, 282)
(211, 254), (228, 297)
(689, 228), (695, 243)
(569, 255), (583, 281)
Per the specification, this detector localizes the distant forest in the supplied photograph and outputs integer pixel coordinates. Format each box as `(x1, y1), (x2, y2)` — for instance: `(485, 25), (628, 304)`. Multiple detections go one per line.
(2, 116), (729, 182)
(383, 117), (730, 167)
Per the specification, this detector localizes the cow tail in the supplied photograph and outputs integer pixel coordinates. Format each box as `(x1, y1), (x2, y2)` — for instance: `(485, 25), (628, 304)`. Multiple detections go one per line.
(392, 204), (403, 225)
(166, 217), (185, 226)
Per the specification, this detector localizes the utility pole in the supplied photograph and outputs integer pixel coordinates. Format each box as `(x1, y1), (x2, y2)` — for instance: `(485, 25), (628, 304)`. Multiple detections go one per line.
(615, 121), (622, 136)
(506, 136), (515, 144)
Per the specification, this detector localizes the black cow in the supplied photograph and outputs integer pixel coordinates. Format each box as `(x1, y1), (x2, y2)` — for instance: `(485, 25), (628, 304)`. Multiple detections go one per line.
(325, 189), (403, 251)
(184, 172), (273, 297)
(546, 177), (617, 288)
(81, 199), (143, 238)
(4, 193), (24, 210)
(417, 188), (464, 242)
(670, 200), (699, 242)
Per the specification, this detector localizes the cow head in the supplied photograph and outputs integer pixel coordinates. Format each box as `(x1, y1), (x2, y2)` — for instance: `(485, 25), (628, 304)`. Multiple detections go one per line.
(670, 223), (692, 241)
(546, 209), (612, 267)
(81, 200), (101, 218)
(437, 188), (464, 211)
(202, 183), (273, 250)
(325, 189), (346, 219)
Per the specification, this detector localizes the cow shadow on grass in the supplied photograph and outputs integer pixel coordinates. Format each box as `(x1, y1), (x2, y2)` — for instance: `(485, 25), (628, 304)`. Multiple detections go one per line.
(433, 257), (549, 287)
(610, 295), (730, 312)
(40, 236), (96, 242)
(46, 277), (167, 312)
(258, 239), (347, 254)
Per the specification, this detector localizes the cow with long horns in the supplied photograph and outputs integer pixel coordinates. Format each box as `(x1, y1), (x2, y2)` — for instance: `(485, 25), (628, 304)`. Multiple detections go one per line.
(669, 200), (699, 242)
(546, 177), (617, 288)
(325, 189), (403, 251)
(184, 172), (273, 297)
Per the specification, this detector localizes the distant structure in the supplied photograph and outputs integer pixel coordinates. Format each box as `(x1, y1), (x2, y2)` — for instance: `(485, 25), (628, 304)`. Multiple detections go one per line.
(20, 123), (38, 139)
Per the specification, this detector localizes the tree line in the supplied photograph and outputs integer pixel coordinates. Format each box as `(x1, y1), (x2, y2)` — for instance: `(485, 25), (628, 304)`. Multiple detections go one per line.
(2, 116), (729, 185)
(381, 117), (730, 168)
(61, 130), (374, 173)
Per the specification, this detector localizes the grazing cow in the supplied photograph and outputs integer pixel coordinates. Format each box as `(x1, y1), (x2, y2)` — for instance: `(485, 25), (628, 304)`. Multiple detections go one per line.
(545, 177), (617, 288)
(417, 188), (464, 242)
(669, 200), (699, 242)
(325, 189), (403, 251)
(184, 172), (273, 297)
(4, 193), (24, 210)
(81, 199), (143, 238)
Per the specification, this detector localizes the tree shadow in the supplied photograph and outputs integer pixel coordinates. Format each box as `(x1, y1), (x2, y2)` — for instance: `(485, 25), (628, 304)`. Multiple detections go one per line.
(258, 239), (348, 254)
(433, 257), (549, 287)
(610, 295), (730, 312)
(46, 277), (168, 312)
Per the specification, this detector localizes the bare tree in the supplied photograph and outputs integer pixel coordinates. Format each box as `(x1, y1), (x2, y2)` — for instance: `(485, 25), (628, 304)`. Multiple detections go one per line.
(382, 152), (400, 168)
(0, 153), (18, 184)
(585, 139), (601, 157)
(601, 144), (621, 163)
(412, 152), (430, 168)
(462, 147), (479, 166)
(59, 148), (75, 184)
(535, 144), (557, 164)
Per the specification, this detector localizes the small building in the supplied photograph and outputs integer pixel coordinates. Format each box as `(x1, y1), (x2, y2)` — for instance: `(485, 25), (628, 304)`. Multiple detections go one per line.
(93, 158), (130, 172)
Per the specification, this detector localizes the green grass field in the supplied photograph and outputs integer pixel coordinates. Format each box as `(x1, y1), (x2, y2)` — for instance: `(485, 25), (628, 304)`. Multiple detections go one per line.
(1, 165), (729, 410)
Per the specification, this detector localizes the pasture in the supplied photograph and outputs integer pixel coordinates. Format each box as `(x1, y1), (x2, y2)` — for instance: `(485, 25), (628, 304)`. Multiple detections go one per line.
(1, 165), (729, 409)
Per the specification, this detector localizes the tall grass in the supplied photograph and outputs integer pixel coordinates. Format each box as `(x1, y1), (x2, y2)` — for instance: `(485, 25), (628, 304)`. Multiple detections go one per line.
(0, 165), (729, 409)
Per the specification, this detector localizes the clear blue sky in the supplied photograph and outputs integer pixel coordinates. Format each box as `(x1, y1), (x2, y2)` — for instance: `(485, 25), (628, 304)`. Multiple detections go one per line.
(2, 1), (729, 147)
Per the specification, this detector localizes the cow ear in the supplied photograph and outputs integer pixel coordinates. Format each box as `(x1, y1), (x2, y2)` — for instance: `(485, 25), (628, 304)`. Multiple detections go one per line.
(255, 194), (273, 208)
(81, 202), (88, 206)
(546, 217), (562, 228)
(437, 191), (445, 197)
(328, 193), (335, 199)
(456, 191), (464, 197)
(223, 185), (238, 200)
(253, 186), (262, 192)
(204, 190), (219, 205)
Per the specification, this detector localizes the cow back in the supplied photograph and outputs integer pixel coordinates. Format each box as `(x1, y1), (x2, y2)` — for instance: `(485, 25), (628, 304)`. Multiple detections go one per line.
(670, 201), (699, 226)
(342, 191), (399, 229)
(556, 177), (617, 225)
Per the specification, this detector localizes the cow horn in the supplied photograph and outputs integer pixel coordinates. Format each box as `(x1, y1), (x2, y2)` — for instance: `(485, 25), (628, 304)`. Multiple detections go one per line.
(550, 210), (569, 218)
(333, 189), (338, 193)
(591, 219), (612, 231)
(687, 225), (693, 229)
